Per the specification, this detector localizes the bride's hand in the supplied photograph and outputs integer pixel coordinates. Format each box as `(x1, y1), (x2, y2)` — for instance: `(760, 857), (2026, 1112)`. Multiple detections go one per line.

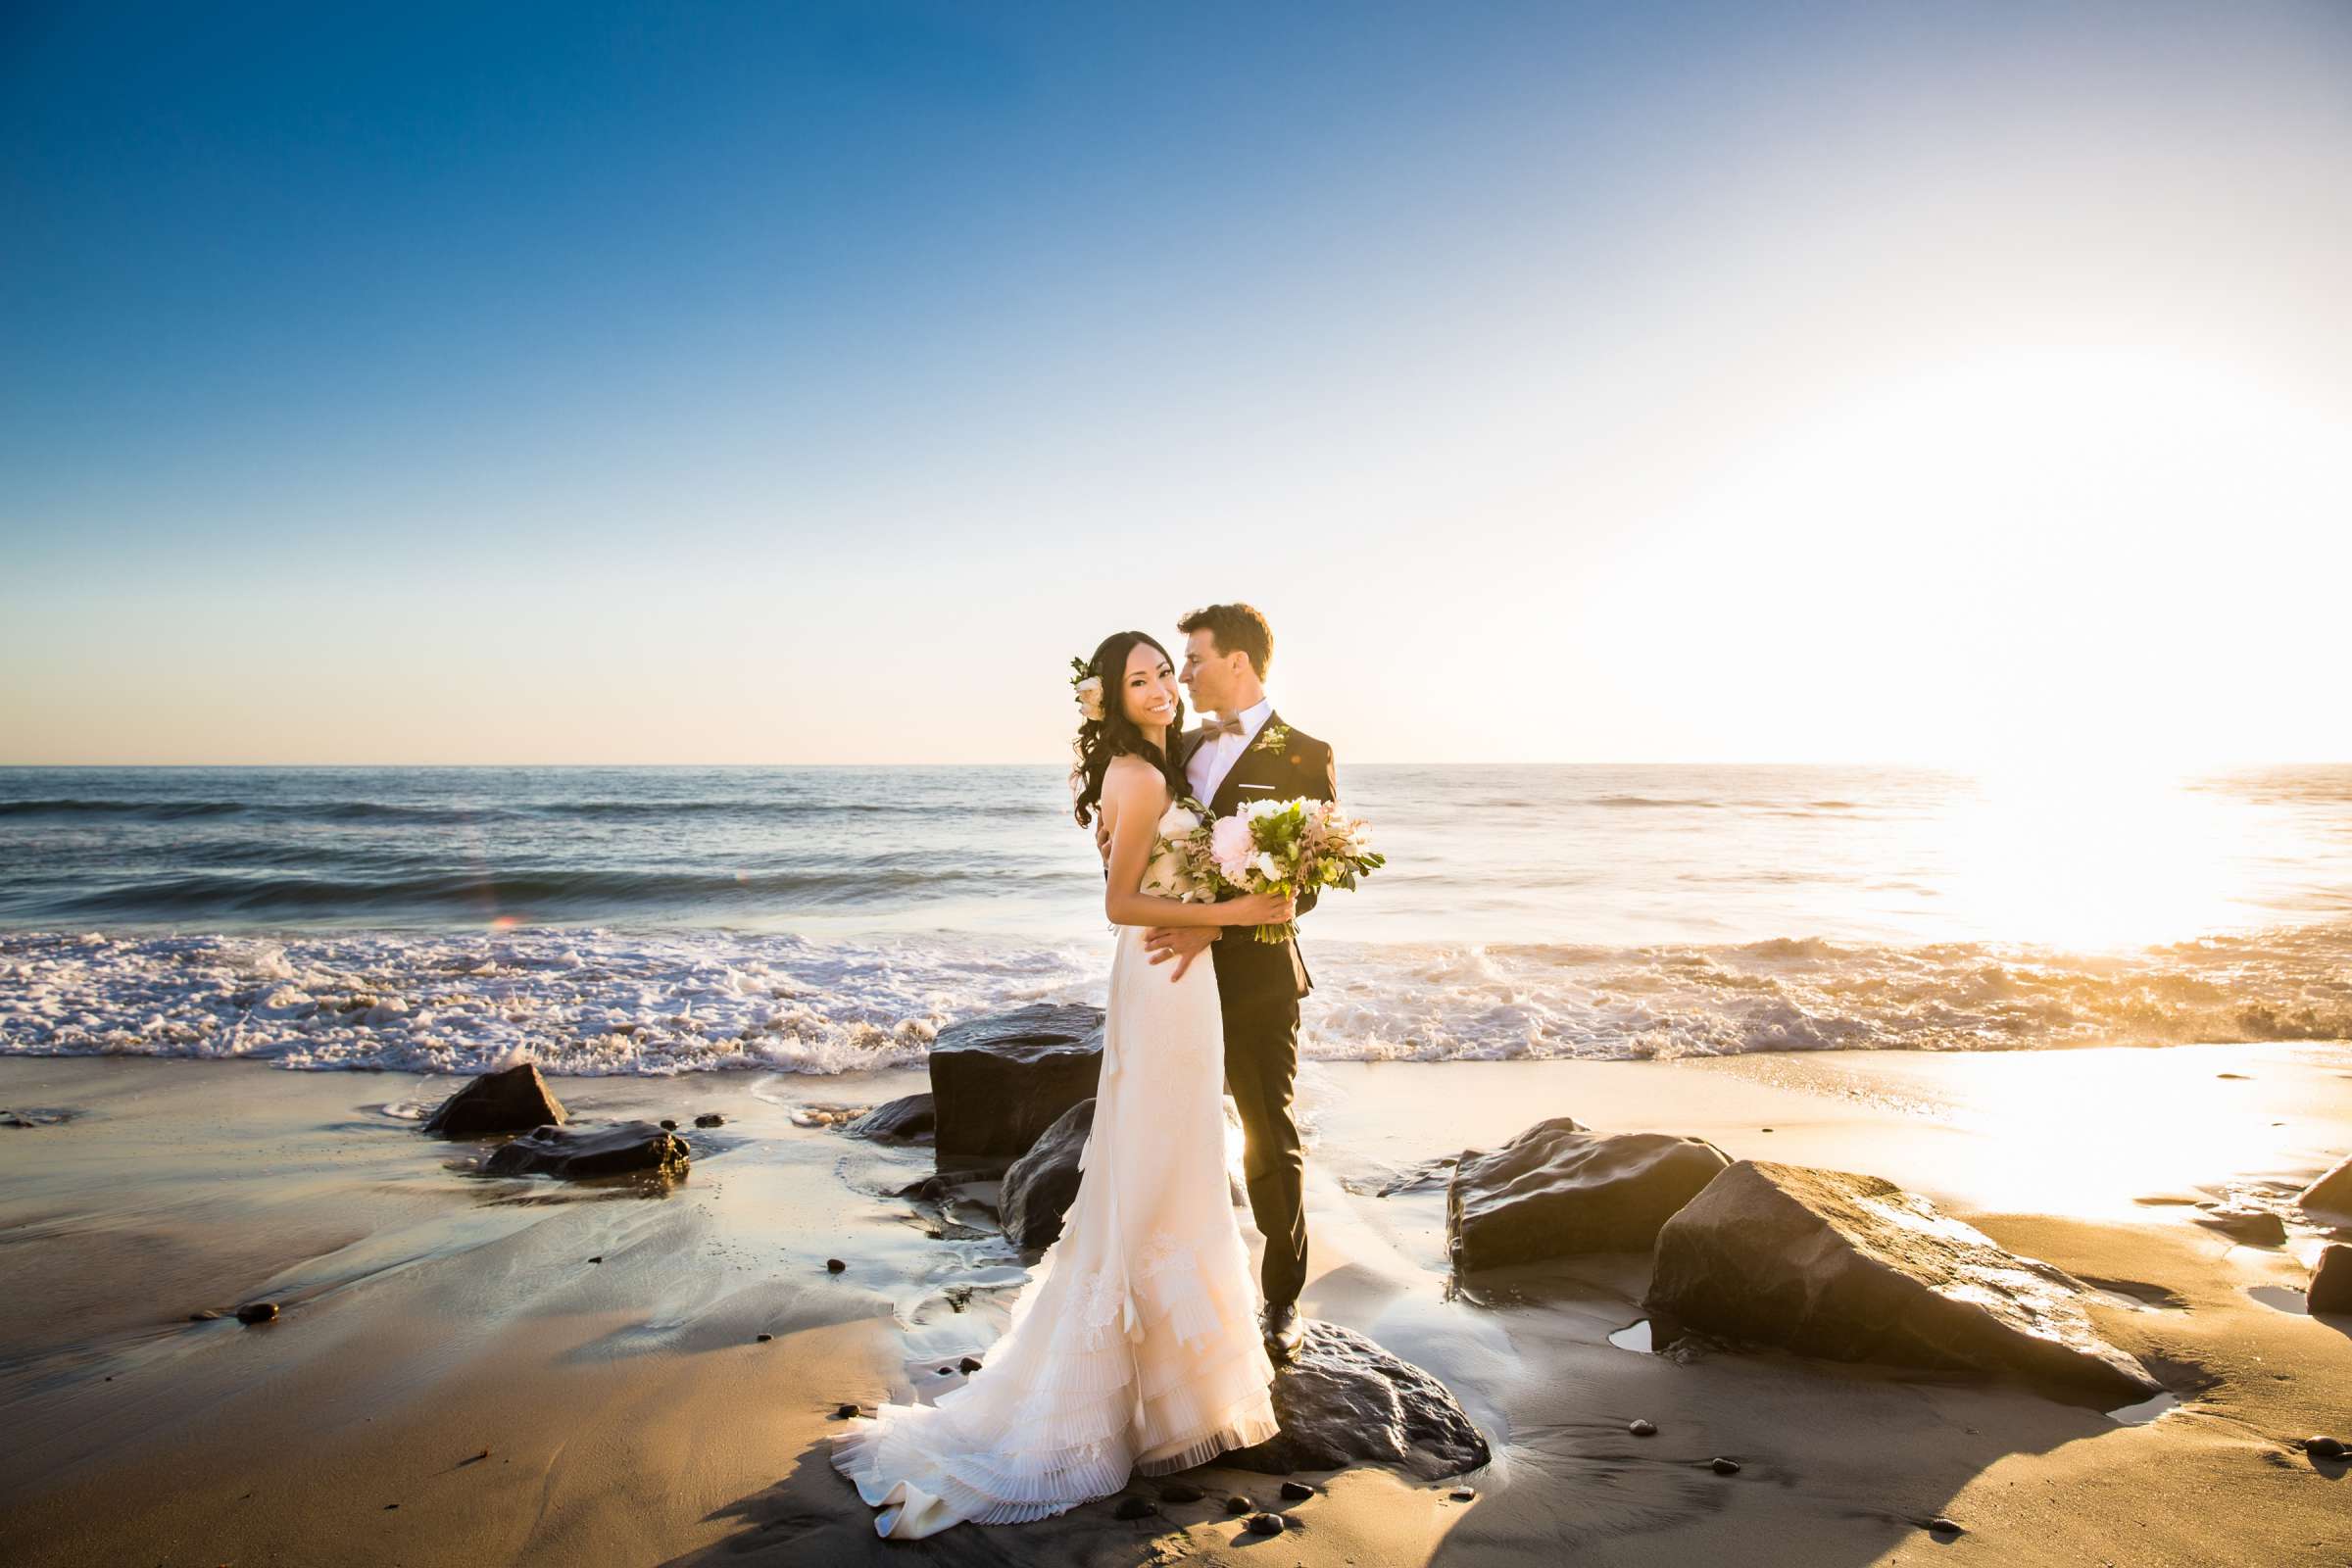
(1223, 891), (1296, 927)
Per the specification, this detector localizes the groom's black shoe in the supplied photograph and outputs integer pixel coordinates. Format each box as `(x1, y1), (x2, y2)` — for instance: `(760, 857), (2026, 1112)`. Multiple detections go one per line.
(1262, 1299), (1304, 1362)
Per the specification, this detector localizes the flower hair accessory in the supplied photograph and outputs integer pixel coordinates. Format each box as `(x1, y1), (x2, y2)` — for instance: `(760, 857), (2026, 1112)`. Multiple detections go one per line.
(1069, 656), (1105, 723)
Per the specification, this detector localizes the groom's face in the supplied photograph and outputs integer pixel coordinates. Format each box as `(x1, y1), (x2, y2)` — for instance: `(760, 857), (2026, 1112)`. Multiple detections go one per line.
(1180, 629), (1240, 714)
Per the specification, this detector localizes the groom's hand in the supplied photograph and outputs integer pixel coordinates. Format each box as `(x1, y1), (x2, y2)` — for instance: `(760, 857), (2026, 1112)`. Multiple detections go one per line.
(1145, 926), (1217, 980)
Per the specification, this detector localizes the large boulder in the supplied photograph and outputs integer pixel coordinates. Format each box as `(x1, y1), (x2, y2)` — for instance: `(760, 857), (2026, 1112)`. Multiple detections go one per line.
(482, 1120), (689, 1179)
(844, 1094), (935, 1144)
(2311, 1245), (2352, 1315)
(1223, 1320), (1489, 1481)
(2298, 1153), (2352, 1216)
(1645, 1160), (2162, 1407)
(1446, 1117), (1729, 1270)
(423, 1062), (567, 1138)
(1001, 1099), (1095, 1248)
(928, 1004), (1104, 1158)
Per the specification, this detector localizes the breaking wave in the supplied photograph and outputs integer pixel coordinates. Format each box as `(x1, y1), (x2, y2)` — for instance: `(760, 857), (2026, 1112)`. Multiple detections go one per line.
(3, 921), (2345, 1077)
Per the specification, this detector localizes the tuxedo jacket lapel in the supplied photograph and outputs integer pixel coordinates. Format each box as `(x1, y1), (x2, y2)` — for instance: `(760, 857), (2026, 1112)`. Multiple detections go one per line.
(1211, 709), (1283, 818)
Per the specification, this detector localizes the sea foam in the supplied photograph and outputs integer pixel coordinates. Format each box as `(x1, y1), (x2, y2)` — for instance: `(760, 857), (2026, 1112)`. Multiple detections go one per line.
(3, 922), (2346, 1076)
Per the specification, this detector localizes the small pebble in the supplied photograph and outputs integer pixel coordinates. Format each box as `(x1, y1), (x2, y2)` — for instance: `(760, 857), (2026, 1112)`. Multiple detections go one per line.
(833, 1402), (860, 1419)
(1159, 1481), (1204, 1503)
(1710, 1456), (1741, 1475)
(825, 1258), (847, 1273)
(1628, 1418), (1656, 1437)
(587, 1255), (603, 1264)
(958, 1355), (983, 1374)
(236, 1301), (278, 1325)
(1246, 1511), (1285, 1536)
(1449, 1486), (1477, 1501)
(660, 1118), (677, 1130)
(188, 1309), (220, 1322)
(383, 1502), (399, 1510)
(2307, 1435), (2347, 1459)
(696, 1112), (724, 1127)
(1925, 1516), (1964, 1535)
(1113, 1494), (1156, 1520)
(462, 1449), (491, 1464)
(938, 1366), (954, 1376)
(756, 1333), (773, 1343)
(1280, 1480), (1315, 1501)
(1225, 1494), (1254, 1515)
(1760, 1127), (1774, 1133)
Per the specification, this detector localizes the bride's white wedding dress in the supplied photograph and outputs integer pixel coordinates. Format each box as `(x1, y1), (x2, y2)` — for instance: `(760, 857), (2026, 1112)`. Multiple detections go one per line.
(829, 799), (1282, 1539)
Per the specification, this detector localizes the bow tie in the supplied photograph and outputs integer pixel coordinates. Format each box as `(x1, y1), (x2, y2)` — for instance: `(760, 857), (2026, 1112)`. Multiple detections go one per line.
(1200, 714), (1249, 739)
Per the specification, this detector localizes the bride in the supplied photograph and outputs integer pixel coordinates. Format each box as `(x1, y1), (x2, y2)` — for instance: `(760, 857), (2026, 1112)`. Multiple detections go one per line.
(829, 629), (1296, 1539)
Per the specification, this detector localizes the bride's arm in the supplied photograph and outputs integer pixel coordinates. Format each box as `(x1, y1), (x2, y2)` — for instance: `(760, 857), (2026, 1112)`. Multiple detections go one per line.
(1101, 760), (1290, 930)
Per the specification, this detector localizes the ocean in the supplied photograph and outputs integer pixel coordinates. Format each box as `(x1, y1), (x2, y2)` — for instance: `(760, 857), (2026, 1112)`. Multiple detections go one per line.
(2, 763), (2348, 1075)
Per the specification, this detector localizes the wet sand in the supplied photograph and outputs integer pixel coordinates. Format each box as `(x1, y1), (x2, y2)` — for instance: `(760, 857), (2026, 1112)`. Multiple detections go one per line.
(3, 1044), (2349, 1566)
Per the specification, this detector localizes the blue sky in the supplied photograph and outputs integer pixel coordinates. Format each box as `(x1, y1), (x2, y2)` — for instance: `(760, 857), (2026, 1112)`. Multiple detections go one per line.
(6, 1), (2349, 764)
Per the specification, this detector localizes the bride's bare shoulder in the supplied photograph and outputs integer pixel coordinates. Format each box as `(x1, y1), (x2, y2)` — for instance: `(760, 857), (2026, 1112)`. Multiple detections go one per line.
(1101, 755), (1168, 813)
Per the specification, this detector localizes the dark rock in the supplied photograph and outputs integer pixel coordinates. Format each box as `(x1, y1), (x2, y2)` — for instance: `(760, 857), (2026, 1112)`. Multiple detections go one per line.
(1446, 1118), (1731, 1269)
(1645, 1160), (2163, 1407)
(1112, 1494), (1155, 1520)
(1223, 1319), (1490, 1480)
(833, 1402), (860, 1419)
(845, 1094), (937, 1145)
(2306, 1435), (2346, 1459)
(1158, 1481), (1203, 1503)
(0, 1105), (75, 1128)
(937, 1366), (953, 1376)
(1710, 1456), (1741, 1475)
(2194, 1204), (2286, 1247)
(694, 1112), (724, 1128)
(422, 1063), (568, 1139)
(1279, 1480), (1315, 1501)
(481, 1121), (689, 1180)
(2312, 1249), (2352, 1317)
(1245, 1511), (1285, 1536)
(928, 1003), (1104, 1158)
(826, 1257), (847, 1274)
(1224, 1494), (1253, 1514)
(660, 1118), (677, 1130)
(958, 1355), (983, 1373)
(1628, 1418), (1656, 1437)
(2300, 1154), (2352, 1216)
(1000, 1099), (1095, 1248)
(757, 1333), (773, 1343)
(588, 1255), (603, 1264)
(236, 1301), (277, 1324)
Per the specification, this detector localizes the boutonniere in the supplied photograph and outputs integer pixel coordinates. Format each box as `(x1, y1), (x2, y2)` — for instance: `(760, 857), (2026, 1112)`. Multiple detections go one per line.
(1251, 720), (1291, 756)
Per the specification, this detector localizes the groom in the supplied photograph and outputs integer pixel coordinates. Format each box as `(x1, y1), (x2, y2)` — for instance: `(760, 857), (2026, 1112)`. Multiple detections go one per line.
(1147, 603), (1336, 1363)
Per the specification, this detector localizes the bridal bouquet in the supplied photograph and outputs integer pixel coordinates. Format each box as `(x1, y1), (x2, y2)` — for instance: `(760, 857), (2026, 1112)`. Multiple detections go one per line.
(1158, 797), (1385, 943)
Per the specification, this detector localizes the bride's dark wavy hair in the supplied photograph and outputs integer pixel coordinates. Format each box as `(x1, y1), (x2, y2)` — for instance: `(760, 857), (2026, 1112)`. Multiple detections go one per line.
(1069, 630), (1188, 829)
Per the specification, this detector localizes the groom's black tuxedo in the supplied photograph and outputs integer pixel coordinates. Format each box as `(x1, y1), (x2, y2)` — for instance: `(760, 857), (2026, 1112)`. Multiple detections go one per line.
(1178, 711), (1336, 1310)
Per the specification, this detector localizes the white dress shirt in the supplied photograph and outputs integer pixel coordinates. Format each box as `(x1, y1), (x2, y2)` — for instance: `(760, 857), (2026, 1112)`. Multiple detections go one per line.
(1186, 695), (1273, 805)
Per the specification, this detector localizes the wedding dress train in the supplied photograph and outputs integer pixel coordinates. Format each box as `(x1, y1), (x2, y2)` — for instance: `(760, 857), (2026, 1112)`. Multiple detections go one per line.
(829, 879), (1281, 1538)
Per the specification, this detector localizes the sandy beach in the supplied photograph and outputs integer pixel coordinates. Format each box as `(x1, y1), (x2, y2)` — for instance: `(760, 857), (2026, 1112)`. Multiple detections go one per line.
(5, 1042), (2348, 1567)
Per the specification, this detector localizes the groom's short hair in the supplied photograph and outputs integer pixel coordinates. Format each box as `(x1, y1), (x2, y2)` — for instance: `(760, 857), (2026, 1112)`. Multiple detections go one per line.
(1178, 603), (1273, 678)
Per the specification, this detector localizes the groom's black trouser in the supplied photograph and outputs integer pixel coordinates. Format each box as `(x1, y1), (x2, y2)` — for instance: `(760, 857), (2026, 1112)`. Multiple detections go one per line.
(1214, 937), (1308, 1309)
